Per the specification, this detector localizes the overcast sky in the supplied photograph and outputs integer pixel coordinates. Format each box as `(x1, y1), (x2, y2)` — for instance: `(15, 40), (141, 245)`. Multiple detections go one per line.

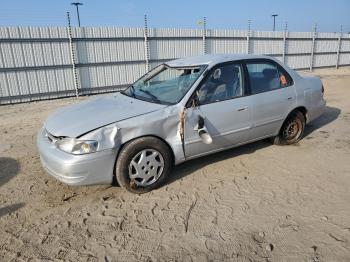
(0, 0), (349, 32)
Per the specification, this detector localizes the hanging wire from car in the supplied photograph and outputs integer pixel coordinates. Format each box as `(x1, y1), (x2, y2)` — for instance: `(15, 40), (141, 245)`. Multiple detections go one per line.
(179, 107), (187, 158)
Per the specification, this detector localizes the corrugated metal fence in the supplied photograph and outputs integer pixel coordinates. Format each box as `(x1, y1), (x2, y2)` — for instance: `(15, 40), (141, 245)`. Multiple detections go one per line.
(0, 26), (349, 104)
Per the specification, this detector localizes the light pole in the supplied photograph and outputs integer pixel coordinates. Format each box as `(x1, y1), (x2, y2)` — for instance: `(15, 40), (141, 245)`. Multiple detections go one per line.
(71, 2), (83, 27)
(272, 14), (278, 31)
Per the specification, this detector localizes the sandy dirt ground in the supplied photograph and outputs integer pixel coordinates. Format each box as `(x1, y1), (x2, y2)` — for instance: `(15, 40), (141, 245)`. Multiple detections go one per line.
(0, 67), (350, 261)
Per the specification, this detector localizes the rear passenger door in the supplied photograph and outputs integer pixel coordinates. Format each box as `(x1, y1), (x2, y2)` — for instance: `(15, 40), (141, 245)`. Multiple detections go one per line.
(245, 59), (296, 139)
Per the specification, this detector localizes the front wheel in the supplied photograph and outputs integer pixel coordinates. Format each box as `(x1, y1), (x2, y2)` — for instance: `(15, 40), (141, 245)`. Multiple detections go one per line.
(115, 137), (172, 194)
(273, 111), (306, 145)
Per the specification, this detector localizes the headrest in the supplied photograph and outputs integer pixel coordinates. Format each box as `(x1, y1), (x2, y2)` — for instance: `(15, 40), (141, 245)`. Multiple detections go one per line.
(263, 68), (278, 79)
(213, 68), (221, 79)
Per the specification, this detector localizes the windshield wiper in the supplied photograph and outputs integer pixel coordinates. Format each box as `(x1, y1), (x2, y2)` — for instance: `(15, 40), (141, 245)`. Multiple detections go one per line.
(129, 85), (136, 98)
(121, 85), (136, 98)
(139, 88), (162, 103)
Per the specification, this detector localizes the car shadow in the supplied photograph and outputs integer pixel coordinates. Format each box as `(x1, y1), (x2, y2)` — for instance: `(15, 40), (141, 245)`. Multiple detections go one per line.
(0, 203), (25, 218)
(304, 106), (341, 137)
(167, 105), (340, 185)
(0, 157), (20, 188)
(167, 140), (271, 185)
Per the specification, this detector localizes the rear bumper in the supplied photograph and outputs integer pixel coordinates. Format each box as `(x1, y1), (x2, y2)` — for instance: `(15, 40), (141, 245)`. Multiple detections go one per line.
(37, 129), (117, 186)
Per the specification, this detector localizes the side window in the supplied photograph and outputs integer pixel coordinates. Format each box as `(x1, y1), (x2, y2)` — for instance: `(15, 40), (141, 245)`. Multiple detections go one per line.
(246, 61), (292, 94)
(197, 63), (244, 104)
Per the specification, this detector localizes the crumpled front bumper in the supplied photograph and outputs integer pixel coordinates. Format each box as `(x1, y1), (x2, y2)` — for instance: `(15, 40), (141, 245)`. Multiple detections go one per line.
(37, 129), (117, 186)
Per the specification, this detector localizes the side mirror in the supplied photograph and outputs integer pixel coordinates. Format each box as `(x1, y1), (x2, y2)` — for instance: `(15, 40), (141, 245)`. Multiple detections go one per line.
(197, 115), (212, 144)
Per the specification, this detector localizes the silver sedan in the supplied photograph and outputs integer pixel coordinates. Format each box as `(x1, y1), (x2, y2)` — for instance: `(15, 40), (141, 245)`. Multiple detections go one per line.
(37, 54), (326, 193)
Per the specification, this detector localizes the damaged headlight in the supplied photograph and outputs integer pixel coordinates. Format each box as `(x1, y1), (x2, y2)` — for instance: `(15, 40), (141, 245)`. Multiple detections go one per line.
(55, 138), (98, 155)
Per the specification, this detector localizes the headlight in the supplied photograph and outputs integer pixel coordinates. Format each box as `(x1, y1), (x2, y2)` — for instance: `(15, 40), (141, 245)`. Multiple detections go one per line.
(55, 138), (98, 155)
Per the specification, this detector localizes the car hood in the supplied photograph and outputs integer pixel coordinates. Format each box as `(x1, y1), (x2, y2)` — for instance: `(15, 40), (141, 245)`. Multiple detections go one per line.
(44, 93), (167, 137)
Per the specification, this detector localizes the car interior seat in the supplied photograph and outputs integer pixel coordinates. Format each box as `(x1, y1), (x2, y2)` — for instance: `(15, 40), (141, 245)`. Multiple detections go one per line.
(262, 68), (280, 91)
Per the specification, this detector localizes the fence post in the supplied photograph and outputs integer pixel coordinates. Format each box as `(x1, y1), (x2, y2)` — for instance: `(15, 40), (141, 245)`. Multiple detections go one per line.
(246, 20), (251, 54)
(67, 12), (79, 97)
(282, 22), (288, 64)
(309, 23), (317, 72)
(143, 15), (150, 72)
(335, 25), (342, 69)
(202, 17), (207, 54)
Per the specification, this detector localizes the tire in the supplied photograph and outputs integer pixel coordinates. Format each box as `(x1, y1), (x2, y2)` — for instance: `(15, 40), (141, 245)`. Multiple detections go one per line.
(273, 111), (306, 145)
(115, 137), (173, 194)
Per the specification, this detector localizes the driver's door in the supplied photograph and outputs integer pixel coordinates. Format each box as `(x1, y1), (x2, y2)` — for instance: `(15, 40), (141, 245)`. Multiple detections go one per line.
(184, 62), (253, 158)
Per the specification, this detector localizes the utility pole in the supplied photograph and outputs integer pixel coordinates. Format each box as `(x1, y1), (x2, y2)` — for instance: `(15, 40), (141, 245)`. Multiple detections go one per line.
(246, 20), (252, 54)
(67, 12), (80, 97)
(272, 14), (278, 31)
(143, 14), (150, 72)
(196, 17), (207, 54)
(203, 16), (207, 54)
(310, 23), (317, 71)
(282, 22), (288, 63)
(71, 2), (83, 27)
(336, 25), (342, 69)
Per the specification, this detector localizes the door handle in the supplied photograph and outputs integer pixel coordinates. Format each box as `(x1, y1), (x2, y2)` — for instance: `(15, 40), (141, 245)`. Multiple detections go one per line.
(287, 97), (295, 100)
(237, 106), (248, 112)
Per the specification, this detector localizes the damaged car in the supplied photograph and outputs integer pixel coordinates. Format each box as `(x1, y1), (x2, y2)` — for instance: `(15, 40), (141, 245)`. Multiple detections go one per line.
(37, 54), (326, 193)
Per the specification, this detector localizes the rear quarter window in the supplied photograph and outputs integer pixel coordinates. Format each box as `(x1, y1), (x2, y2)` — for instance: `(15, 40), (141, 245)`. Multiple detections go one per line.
(246, 60), (293, 95)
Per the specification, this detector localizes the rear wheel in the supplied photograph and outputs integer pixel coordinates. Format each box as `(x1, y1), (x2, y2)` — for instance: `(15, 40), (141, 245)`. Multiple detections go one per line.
(115, 137), (172, 194)
(273, 111), (305, 145)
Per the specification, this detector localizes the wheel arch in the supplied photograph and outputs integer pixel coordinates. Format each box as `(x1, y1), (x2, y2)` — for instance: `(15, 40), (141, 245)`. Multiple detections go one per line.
(116, 135), (175, 165)
(289, 106), (307, 122)
(278, 106), (307, 134)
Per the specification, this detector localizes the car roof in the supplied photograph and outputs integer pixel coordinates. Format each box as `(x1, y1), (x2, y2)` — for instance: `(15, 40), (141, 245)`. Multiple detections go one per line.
(165, 53), (271, 67)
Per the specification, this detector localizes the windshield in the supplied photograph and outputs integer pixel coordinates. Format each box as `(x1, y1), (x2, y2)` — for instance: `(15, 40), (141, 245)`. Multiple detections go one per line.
(122, 64), (206, 105)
